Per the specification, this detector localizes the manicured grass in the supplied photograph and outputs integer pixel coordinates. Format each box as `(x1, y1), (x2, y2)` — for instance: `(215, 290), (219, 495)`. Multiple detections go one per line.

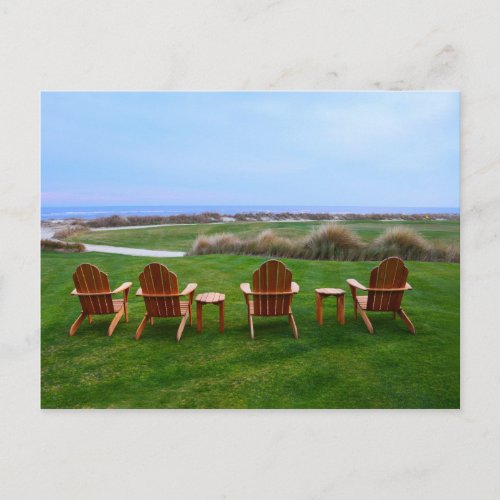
(41, 251), (460, 408)
(69, 220), (460, 251)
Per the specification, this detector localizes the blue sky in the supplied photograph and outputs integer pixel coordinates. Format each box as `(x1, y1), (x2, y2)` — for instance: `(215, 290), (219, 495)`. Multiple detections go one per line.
(41, 92), (459, 207)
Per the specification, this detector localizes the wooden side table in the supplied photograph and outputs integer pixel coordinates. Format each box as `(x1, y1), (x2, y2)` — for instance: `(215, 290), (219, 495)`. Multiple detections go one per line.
(196, 292), (225, 333)
(315, 288), (345, 326)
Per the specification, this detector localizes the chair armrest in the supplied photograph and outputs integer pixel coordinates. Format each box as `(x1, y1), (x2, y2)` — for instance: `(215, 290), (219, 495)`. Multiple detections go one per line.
(346, 279), (367, 291)
(181, 283), (198, 296)
(71, 289), (110, 296)
(136, 288), (188, 298)
(291, 282), (300, 293)
(112, 282), (132, 294)
(366, 283), (413, 292)
(240, 283), (252, 295)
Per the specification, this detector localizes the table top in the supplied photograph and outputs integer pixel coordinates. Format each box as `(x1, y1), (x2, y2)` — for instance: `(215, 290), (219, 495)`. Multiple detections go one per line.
(196, 292), (225, 303)
(315, 288), (345, 295)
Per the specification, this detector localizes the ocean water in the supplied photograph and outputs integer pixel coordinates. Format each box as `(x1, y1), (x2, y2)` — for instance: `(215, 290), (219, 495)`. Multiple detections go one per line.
(41, 205), (460, 221)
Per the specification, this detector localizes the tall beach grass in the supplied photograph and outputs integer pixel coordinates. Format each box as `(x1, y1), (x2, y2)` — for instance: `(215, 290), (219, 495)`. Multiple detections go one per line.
(53, 224), (89, 239)
(304, 224), (363, 260)
(190, 223), (459, 262)
(41, 239), (85, 253)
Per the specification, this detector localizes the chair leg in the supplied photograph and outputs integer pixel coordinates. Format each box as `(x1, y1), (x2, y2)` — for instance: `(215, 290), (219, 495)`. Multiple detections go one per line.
(353, 299), (358, 320)
(249, 314), (255, 340)
(289, 313), (299, 339)
(397, 309), (416, 334)
(88, 314), (93, 324)
(337, 295), (345, 325)
(108, 306), (124, 336)
(357, 305), (374, 335)
(176, 313), (189, 342)
(70, 312), (86, 336)
(150, 317), (154, 326)
(124, 303), (129, 323)
(189, 303), (193, 326)
(135, 314), (149, 340)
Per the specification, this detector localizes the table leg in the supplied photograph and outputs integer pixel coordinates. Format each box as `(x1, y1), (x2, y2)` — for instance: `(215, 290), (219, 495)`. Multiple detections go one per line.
(315, 293), (319, 323)
(316, 293), (324, 325)
(219, 301), (224, 333)
(337, 295), (345, 325)
(196, 302), (203, 332)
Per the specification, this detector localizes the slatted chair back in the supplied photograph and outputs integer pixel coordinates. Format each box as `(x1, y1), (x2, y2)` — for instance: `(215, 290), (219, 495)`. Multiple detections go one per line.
(73, 264), (115, 314)
(366, 257), (409, 311)
(252, 260), (293, 316)
(139, 263), (182, 317)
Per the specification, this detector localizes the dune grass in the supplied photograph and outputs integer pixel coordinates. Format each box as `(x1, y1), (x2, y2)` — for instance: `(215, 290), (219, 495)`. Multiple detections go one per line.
(41, 239), (85, 252)
(191, 224), (458, 262)
(41, 251), (459, 409)
(68, 220), (460, 252)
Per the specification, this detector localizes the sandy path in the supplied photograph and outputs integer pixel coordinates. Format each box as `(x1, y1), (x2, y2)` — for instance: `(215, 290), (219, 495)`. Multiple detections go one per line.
(83, 244), (185, 258)
(41, 224), (185, 257)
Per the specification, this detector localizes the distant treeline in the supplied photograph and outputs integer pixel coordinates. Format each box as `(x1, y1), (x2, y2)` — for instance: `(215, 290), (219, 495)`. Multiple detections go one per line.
(78, 211), (459, 228)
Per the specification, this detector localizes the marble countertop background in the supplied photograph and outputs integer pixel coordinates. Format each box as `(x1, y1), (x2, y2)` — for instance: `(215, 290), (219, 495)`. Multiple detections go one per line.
(1, 1), (499, 498)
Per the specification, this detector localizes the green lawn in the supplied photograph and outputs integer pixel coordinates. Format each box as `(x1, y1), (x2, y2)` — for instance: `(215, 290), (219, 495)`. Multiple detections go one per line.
(41, 251), (460, 409)
(69, 220), (460, 251)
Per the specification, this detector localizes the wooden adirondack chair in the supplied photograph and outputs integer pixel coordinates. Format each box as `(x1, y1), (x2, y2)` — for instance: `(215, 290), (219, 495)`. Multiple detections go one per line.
(240, 259), (300, 340)
(135, 263), (197, 342)
(70, 264), (132, 336)
(346, 257), (415, 335)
